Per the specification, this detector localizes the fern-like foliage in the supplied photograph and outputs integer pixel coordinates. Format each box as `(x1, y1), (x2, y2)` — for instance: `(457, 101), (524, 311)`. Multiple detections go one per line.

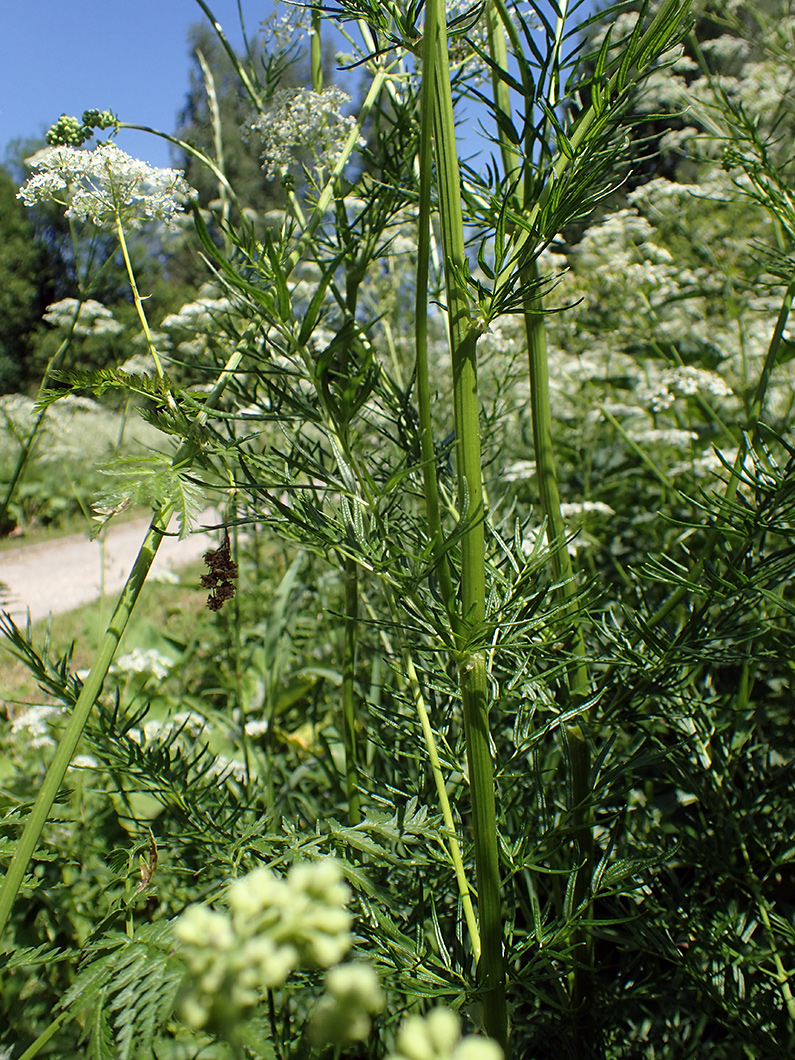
(37, 368), (170, 409)
(92, 453), (205, 538)
(60, 922), (184, 1060)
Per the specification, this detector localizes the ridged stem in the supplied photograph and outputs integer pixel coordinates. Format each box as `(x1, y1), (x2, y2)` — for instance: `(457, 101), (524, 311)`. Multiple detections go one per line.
(424, 0), (507, 1047)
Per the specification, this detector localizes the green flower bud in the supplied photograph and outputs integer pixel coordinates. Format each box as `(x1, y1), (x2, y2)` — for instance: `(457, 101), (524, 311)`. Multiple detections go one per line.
(46, 114), (92, 147)
(388, 1008), (503, 1060)
(309, 963), (385, 1047)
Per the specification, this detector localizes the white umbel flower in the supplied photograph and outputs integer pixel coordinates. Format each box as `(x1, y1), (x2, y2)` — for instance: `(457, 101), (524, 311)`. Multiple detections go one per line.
(18, 143), (194, 229)
(251, 87), (363, 179)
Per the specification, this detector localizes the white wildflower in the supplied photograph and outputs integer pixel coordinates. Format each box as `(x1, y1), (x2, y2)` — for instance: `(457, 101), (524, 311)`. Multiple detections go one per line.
(114, 647), (174, 680)
(18, 143), (194, 229)
(251, 87), (363, 180)
(629, 427), (698, 447)
(662, 365), (732, 398)
(161, 296), (234, 331)
(9, 705), (64, 750)
(43, 298), (123, 336)
(636, 380), (675, 413)
(559, 501), (615, 518)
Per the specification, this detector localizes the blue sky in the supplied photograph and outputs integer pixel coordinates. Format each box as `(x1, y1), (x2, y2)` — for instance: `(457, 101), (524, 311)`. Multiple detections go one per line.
(1, 0), (272, 170)
(1, 2), (596, 179)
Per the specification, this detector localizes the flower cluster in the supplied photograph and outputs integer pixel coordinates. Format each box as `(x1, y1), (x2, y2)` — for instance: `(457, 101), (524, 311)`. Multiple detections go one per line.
(46, 109), (117, 147)
(42, 298), (123, 337)
(309, 962), (385, 1046)
(18, 143), (194, 229)
(114, 647), (175, 681)
(7, 705), (65, 752)
(250, 87), (363, 180)
(387, 1008), (503, 1060)
(637, 365), (733, 413)
(173, 860), (354, 1032)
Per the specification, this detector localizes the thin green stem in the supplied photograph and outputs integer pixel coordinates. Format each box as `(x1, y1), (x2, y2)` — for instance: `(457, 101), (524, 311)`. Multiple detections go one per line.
(0, 334), (252, 940)
(196, 48), (230, 228)
(192, 0), (262, 109)
(342, 554), (361, 825)
(113, 217), (170, 389)
(402, 644), (481, 960)
(15, 1009), (71, 1060)
(523, 277), (593, 1019)
(365, 591), (481, 962)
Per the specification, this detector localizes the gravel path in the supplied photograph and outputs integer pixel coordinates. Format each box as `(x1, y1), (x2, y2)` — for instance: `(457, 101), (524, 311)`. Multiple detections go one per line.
(0, 513), (221, 625)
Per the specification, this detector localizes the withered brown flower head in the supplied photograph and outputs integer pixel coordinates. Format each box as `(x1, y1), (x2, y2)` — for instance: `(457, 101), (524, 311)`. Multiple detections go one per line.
(201, 532), (238, 611)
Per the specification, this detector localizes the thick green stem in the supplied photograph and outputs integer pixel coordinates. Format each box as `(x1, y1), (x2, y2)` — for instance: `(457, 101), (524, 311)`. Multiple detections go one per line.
(311, 7), (323, 93)
(414, 0), (455, 620)
(424, 0), (507, 1046)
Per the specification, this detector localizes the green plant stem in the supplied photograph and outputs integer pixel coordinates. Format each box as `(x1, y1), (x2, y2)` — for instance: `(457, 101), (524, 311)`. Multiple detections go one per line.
(402, 643), (481, 960)
(0, 513), (170, 940)
(523, 271), (593, 1015)
(414, 0), (455, 620)
(15, 1008), (71, 1060)
(196, 48), (230, 228)
(365, 591), (481, 962)
(192, 0), (262, 108)
(342, 554), (361, 825)
(0, 336), (251, 941)
(311, 6), (323, 93)
(114, 217), (169, 389)
(0, 332), (74, 531)
(425, 0), (507, 1046)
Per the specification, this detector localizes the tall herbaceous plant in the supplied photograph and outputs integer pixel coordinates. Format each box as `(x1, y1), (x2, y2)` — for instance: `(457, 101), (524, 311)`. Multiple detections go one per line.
(5, 0), (795, 1057)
